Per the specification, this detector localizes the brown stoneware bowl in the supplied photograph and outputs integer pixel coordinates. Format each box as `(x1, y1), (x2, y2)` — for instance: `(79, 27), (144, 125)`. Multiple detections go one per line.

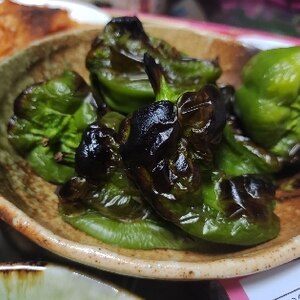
(0, 24), (299, 280)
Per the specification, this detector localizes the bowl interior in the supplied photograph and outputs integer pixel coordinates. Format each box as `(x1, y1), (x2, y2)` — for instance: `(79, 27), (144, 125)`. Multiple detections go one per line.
(0, 25), (299, 280)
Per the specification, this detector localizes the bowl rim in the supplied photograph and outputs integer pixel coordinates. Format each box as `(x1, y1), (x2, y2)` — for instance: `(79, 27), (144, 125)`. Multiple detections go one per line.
(0, 26), (299, 280)
(1, 189), (299, 280)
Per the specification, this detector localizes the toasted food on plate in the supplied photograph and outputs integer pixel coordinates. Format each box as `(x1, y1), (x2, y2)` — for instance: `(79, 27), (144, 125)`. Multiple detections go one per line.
(0, 0), (80, 58)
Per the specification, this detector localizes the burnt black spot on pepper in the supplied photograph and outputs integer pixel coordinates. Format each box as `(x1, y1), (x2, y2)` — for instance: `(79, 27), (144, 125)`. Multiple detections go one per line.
(75, 122), (119, 182)
(219, 175), (275, 221)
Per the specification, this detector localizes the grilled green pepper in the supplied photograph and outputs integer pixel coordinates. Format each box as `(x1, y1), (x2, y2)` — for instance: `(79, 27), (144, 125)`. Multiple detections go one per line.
(118, 55), (279, 246)
(7, 70), (97, 183)
(119, 98), (279, 245)
(234, 47), (300, 162)
(86, 16), (221, 114)
(214, 120), (282, 177)
(58, 111), (207, 250)
(7, 17), (284, 250)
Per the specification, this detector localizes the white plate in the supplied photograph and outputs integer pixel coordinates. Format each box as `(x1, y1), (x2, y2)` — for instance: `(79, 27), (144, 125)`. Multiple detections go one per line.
(236, 34), (296, 50)
(0, 263), (140, 300)
(1, 0), (111, 24)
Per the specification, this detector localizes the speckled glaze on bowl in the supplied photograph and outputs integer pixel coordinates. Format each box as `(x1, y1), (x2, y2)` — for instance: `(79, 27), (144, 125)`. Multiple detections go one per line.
(0, 25), (299, 280)
(0, 262), (140, 299)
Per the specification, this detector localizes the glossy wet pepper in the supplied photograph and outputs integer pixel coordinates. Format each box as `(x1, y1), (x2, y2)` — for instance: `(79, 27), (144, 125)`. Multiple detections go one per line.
(234, 47), (300, 162)
(58, 110), (207, 250)
(118, 55), (280, 246)
(7, 17), (284, 249)
(86, 16), (221, 114)
(7, 70), (98, 183)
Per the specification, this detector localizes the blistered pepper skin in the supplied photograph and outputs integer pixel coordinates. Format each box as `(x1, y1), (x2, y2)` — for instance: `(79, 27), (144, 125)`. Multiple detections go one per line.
(86, 16), (221, 114)
(6, 16), (284, 250)
(234, 47), (300, 162)
(63, 51), (280, 247)
(75, 123), (119, 181)
(119, 99), (279, 245)
(58, 110), (207, 250)
(214, 121), (282, 177)
(7, 71), (97, 184)
(119, 55), (279, 246)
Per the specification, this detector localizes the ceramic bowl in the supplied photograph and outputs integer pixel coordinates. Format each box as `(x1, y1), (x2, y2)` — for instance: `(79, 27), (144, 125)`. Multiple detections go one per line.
(0, 24), (299, 280)
(0, 262), (140, 300)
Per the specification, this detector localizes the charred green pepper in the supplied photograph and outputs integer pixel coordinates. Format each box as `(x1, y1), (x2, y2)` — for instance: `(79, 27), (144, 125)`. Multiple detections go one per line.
(118, 55), (279, 245)
(195, 83), (282, 177)
(234, 47), (300, 163)
(214, 120), (282, 177)
(58, 111), (206, 250)
(7, 17), (284, 250)
(7, 70), (97, 183)
(119, 98), (279, 245)
(86, 16), (221, 114)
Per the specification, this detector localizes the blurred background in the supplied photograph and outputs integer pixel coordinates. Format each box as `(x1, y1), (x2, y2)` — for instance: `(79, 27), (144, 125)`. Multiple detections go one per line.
(86, 0), (300, 38)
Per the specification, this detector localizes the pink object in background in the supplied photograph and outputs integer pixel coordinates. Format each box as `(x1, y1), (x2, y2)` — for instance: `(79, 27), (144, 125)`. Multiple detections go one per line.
(109, 0), (167, 14)
(219, 259), (300, 300)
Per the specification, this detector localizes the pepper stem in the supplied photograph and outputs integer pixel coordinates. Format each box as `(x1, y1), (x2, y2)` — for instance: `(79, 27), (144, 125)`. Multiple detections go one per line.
(143, 53), (178, 103)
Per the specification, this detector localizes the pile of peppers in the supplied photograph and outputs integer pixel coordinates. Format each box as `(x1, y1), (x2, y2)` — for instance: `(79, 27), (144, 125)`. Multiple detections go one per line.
(7, 16), (300, 250)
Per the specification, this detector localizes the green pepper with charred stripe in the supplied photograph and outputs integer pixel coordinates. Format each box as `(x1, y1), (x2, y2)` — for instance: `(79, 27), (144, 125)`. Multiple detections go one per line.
(234, 47), (300, 163)
(86, 16), (221, 114)
(7, 70), (98, 183)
